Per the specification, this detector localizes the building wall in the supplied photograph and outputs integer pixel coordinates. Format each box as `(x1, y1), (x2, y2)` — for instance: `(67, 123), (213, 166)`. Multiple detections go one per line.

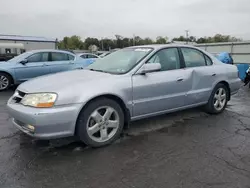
(195, 42), (250, 64)
(0, 40), (56, 51)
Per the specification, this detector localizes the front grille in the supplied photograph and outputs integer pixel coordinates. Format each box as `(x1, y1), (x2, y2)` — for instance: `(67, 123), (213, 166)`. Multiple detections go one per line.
(12, 90), (26, 104)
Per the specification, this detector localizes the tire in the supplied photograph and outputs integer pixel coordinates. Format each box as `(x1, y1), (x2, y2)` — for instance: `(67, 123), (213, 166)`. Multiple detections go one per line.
(204, 83), (229, 114)
(0, 73), (11, 91)
(76, 98), (124, 148)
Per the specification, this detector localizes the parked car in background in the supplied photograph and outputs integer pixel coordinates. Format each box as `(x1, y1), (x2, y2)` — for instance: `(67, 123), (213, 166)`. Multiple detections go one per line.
(0, 49), (91, 91)
(99, 49), (120, 58)
(77, 52), (99, 65)
(99, 52), (111, 58)
(7, 45), (241, 147)
(78, 53), (100, 59)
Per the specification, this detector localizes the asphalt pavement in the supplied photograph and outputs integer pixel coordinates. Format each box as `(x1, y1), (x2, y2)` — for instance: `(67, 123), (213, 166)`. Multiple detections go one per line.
(1, 86), (250, 188)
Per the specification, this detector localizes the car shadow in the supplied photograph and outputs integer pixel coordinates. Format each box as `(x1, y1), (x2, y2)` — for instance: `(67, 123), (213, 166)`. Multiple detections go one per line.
(26, 107), (207, 152)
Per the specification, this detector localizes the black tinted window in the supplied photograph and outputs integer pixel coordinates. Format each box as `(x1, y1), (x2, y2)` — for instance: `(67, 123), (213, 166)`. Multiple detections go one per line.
(88, 54), (97, 58)
(51, 52), (69, 61)
(81, 55), (87, 59)
(148, 48), (181, 71)
(27, 52), (49, 62)
(181, 48), (206, 67)
(68, 54), (75, 60)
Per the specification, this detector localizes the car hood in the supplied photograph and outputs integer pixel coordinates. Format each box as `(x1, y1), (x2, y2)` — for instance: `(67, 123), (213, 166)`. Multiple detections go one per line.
(0, 61), (15, 68)
(18, 69), (114, 93)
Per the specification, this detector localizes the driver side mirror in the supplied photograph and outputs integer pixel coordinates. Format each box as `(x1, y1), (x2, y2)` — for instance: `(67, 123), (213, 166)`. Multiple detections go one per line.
(137, 63), (161, 74)
(20, 59), (28, 65)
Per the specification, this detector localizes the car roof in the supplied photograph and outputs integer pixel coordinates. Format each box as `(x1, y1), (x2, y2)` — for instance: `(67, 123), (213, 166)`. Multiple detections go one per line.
(27, 49), (75, 55)
(126, 44), (201, 50)
(78, 52), (98, 55)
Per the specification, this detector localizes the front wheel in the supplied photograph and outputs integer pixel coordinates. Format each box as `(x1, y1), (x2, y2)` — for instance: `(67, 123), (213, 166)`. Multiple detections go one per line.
(205, 83), (229, 114)
(76, 98), (124, 147)
(0, 73), (11, 91)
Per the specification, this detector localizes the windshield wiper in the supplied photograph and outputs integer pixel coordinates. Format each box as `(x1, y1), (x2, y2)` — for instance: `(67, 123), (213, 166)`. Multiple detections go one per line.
(89, 69), (109, 73)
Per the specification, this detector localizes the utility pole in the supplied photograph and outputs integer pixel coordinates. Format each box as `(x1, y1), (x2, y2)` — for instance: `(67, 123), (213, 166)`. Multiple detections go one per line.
(101, 38), (104, 51)
(133, 34), (135, 46)
(185, 30), (189, 44)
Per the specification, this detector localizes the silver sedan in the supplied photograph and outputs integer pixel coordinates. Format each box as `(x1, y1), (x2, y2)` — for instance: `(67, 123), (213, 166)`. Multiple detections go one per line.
(7, 44), (241, 147)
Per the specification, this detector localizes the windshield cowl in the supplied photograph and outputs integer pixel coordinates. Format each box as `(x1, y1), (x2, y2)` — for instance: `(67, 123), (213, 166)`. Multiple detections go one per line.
(89, 68), (112, 74)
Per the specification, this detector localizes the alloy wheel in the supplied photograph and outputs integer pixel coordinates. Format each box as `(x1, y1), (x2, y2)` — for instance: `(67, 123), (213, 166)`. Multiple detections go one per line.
(0, 75), (9, 90)
(213, 88), (227, 111)
(86, 106), (120, 143)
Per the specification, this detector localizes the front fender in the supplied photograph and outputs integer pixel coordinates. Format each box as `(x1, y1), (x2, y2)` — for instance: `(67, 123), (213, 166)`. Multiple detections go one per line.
(0, 68), (16, 83)
(55, 77), (133, 113)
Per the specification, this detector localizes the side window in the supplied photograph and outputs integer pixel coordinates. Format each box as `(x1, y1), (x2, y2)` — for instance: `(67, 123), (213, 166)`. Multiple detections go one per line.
(51, 52), (69, 61)
(148, 48), (181, 71)
(88, 54), (98, 58)
(27, 52), (49, 62)
(68, 54), (75, 60)
(41, 53), (49, 62)
(81, 54), (87, 59)
(181, 48), (206, 67)
(27, 53), (42, 62)
(205, 55), (213, 66)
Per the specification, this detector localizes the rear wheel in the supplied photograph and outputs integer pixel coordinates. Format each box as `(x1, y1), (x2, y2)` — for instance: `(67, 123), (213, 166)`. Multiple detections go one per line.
(205, 83), (229, 114)
(0, 73), (11, 91)
(76, 98), (124, 147)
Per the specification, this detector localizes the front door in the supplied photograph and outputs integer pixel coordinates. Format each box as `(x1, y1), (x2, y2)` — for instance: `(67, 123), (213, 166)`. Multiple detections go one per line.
(132, 47), (192, 118)
(14, 52), (50, 82)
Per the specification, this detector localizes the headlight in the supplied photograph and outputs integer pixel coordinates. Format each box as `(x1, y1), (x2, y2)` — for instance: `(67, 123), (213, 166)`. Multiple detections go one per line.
(21, 93), (57, 108)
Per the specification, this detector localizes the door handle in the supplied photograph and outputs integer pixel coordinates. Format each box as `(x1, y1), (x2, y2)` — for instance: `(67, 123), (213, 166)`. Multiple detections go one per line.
(69, 61), (74, 64)
(177, 78), (184, 82)
(212, 73), (216, 77)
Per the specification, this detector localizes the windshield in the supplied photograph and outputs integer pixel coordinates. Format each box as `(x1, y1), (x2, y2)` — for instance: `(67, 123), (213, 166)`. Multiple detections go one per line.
(87, 47), (153, 74)
(7, 52), (32, 62)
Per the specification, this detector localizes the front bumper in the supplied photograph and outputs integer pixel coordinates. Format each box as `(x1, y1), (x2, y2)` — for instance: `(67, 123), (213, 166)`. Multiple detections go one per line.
(7, 101), (82, 139)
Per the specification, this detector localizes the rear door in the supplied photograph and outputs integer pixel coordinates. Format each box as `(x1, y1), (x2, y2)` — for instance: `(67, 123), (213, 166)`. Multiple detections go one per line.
(47, 52), (76, 74)
(180, 47), (218, 105)
(132, 47), (192, 118)
(14, 52), (50, 82)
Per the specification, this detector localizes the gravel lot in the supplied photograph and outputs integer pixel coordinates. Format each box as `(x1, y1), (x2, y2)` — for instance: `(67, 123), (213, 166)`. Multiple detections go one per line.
(1, 86), (250, 188)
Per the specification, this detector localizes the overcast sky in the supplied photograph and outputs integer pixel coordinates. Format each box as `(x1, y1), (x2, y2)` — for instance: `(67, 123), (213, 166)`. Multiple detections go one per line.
(1, 0), (250, 40)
